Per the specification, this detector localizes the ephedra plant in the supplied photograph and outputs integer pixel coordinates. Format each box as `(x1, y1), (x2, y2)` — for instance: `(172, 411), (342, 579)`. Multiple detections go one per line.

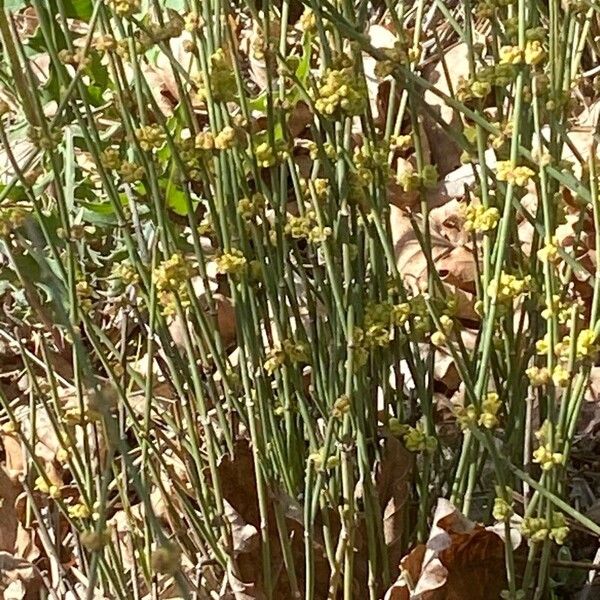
(1, 0), (600, 598)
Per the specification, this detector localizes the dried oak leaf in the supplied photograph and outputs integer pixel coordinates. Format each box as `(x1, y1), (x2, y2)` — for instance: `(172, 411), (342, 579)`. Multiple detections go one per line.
(0, 468), (20, 554)
(0, 551), (42, 600)
(422, 44), (471, 176)
(363, 24), (397, 124)
(385, 499), (522, 600)
(375, 433), (415, 583)
(217, 440), (333, 599)
(391, 201), (478, 321)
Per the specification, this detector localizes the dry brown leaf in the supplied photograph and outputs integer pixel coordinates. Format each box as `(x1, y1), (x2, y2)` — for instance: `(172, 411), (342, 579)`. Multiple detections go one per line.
(287, 101), (313, 138)
(169, 291), (236, 350)
(217, 440), (334, 598)
(363, 24), (397, 124)
(0, 551), (41, 600)
(385, 499), (522, 600)
(143, 33), (202, 115)
(422, 44), (471, 176)
(376, 433), (415, 582)
(0, 469), (19, 554)
(387, 178), (421, 210)
(390, 201), (478, 319)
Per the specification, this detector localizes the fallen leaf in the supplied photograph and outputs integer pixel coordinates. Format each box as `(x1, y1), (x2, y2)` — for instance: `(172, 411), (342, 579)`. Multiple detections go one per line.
(391, 201), (478, 321)
(0, 551), (41, 600)
(376, 433), (415, 582)
(169, 291), (236, 350)
(385, 499), (522, 600)
(422, 44), (471, 176)
(0, 468), (19, 554)
(363, 24), (398, 124)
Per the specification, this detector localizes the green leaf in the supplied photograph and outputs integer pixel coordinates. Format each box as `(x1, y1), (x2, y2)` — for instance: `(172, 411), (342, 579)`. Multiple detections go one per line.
(248, 31), (312, 112)
(78, 196), (128, 225)
(249, 91), (268, 112)
(62, 0), (93, 20)
(0, 184), (28, 201)
(296, 30), (313, 84)
(165, 186), (189, 216)
(2, 0), (30, 11)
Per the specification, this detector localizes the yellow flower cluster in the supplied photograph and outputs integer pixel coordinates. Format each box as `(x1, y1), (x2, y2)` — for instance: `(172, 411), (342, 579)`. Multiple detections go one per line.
(540, 295), (572, 323)
(390, 134), (413, 150)
(533, 443), (565, 471)
(238, 193), (266, 221)
(373, 34), (422, 77)
(106, 0), (140, 17)
(492, 495), (513, 521)
(215, 249), (247, 275)
(396, 164), (438, 192)
(298, 8), (316, 32)
(309, 447), (340, 470)
(76, 280), (94, 313)
(454, 392), (502, 430)
(284, 212), (331, 244)
(119, 161), (144, 183)
(112, 261), (139, 287)
(264, 339), (310, 374)
(136, 124), (165, 152)
(363, 301), (411, 348)
(499, 45), (523, 65)
(521, 513), (568, 545)
(314, 62), (367, 117)
(92, 34), (117, 53)
(347, 171), (369, 210)
(479, 392), (502, 429)
(430, 315), (453, 347)
(524, 40), (546, 65)
(35, 476), (61, 499)
(195, 130), (215, 150)
(403, 423), (437, 452)
(58, 48), (90, 69)
(68, 502), (91, 519)
(576, 328), (598, 358)
(532, 420), (564, 471)
(254, 139), (288, 168)
(353, 143), (390, 185)
(498, 41), (546, 66)
(487, 272), (529, 303)
(526, 365), (551, 386)
(455, 61), (518, 102)
(153, 253), (194, 317)
(308, 178), (330, 204)
(332, 394), (351, 418)
(537, 237), (559, 264)
(184, 11), (203, 33)
(350, 327), (369, 370)
(389, 418), (436, 452)
(100, 147), (121, 170)
(551, 364), (570, 387)
(214, 126), (245, 150)
(534, 329), (597, 386)
(496, 161), (535, 186)
(462, 204), (500, 233)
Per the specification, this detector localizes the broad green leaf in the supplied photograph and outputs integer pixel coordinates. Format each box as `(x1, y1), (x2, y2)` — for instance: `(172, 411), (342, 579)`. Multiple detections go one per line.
(62, 0), (93, 20)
